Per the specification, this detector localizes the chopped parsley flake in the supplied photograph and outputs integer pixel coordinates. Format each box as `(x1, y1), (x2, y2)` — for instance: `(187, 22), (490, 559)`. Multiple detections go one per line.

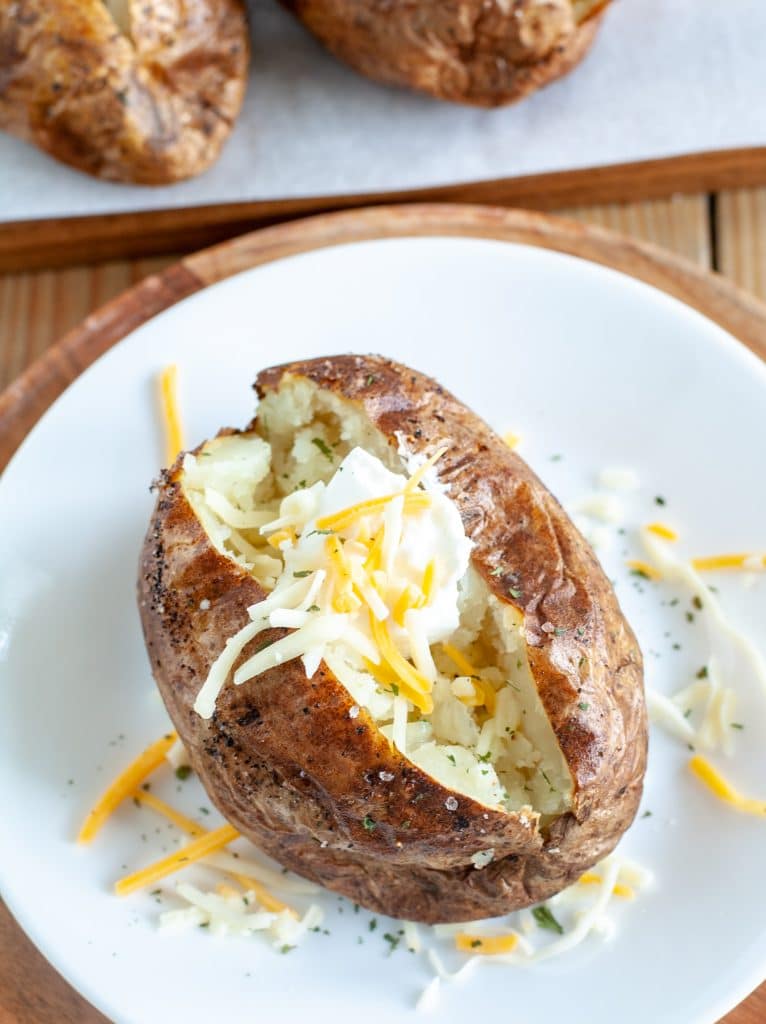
(692, 595), (703, 611)
(655, 495), (666, 506)
(490, 566), (505, 577)
(470, 939), (482, 948)
(307, 604), (320, 612)
(293, 570), (312, 578)
(696, 666), (709, 679)
(578, 702), (590, 712)
(642, 810), (652, 818)
(446, 753), (457, 766)
(383, 932), (400, 953)
(365, 374), (377, 387)
(362, 815), (377, 832)
(311, 437), (334, 462)
(532, 904), (564, 935)
(731, 722), (745, 730)
(508, 586), (523, 600)
(369, 918), (378, 932)
(174, 765), (191, 781)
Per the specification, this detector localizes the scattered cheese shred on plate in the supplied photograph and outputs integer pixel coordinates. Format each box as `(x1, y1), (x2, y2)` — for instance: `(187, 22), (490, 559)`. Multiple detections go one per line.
(646, 522), (678, 541)
(77, 731), (177, 844)
(691, 553), (766, 572)
(688, 756), (766, 817)
(115, 824), (239, 896)
(158, 364), (184, 466)
(455, 932), (519, 955)
(625, 559), (662, 581)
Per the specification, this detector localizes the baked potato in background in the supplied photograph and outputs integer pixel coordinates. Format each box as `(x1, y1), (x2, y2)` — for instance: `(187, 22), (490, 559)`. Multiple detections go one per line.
(0, 0), (249, 184)
(279, 0), (610, 107)
(139, 354), (646, 923)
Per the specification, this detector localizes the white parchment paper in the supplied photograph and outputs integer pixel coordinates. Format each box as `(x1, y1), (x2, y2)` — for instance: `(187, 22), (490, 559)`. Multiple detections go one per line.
(0, 0), (764, 225)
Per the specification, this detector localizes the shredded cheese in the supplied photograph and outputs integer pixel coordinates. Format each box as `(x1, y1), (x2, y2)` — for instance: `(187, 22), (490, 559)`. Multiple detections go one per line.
(441, 643), (478, 678)
(315, 490), (431, 533)
(646, 522), (678, 541)
(688, 756), (766, 817)
(133, 791), (205, 837)
(403, 445), (449, 492)
(115, 824), (240, 896)
(626, 559), (662, 581)
(692, 553), (766, 572)
(158, 364), (184, 465)
(77, 732), (177, 844)
(502, 432), (521, 450)
(455, 932), (519, 956)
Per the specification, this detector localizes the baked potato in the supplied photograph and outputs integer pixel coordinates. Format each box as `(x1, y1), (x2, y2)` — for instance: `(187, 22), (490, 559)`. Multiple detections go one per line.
(139, 354), (646, 923)
(279, 0), (610, 107)
(0, 0), (249, 184)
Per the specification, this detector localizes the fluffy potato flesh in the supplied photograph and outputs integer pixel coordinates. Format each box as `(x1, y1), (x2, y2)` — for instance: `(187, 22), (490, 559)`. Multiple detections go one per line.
(140, 355), (646, 922)
(182, 377), (573, 819)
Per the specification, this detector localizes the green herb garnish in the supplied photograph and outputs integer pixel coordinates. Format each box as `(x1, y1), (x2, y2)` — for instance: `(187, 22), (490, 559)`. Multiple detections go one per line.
(362, 815), (377, 832)
(578, 702), (590, 712)
(532, 905), (564, 935)
(293, 570), (312, 578)
(696, 665), (709, 679)
(731, 722), (745, 730)
(175, 765), (192, 781)
(383, 932), (400, 953)
(311, 437), (334, 462)
(508, 586), (523, 600)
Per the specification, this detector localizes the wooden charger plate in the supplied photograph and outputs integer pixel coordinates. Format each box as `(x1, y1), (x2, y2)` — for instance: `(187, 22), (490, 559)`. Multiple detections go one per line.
(1, 204), (764, 1023)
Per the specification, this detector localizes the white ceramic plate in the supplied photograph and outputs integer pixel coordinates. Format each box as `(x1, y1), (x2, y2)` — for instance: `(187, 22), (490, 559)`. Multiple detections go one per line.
(1, 237), (765, 1024)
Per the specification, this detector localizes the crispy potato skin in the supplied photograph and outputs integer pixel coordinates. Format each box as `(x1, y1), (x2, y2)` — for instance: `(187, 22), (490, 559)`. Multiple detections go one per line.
(139, 355), (646, 923)
(279, 0), (608, 107)
(0, 0), (249, 183)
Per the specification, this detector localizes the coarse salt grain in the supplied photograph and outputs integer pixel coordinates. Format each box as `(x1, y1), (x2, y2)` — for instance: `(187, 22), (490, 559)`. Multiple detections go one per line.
(349, 705), (360, 719)
(445, 797), (458, 811)
(379, 771), (395, 782)
(199, 599), (211, 611)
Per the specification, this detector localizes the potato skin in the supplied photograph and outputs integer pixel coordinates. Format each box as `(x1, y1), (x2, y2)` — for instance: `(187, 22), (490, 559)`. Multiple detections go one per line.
(138, 355), (646, 923)
(279, 0), (608, 107)
(0, 0), (249, 184)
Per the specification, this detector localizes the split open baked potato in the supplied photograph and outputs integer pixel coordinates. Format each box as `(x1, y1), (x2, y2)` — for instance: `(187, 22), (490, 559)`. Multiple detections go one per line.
(139, 354), (646, 923)
(280, 0), (611, 107)
(0, 0), (249, 183)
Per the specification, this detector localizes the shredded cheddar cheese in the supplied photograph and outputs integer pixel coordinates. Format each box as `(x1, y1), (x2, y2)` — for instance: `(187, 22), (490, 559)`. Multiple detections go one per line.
(455, 932), (519, 956)
(626, 559), (662, 581)
(420, 560), (437, 604)
(77, 732), (177, 844)
(646, 522), (678, 541)
(267, 527), (297, 550)
(502, 432), (521, 450)
(688, 756), (766, 817)
(441, 643), (479, 678)
(115, 824), (240, 896)
(133, 790), (205, 837)
(691, 553), (766, 572)
(158, 365), (184, 465)
(315, 490), (431, 533)
(403, 445), (449, 492)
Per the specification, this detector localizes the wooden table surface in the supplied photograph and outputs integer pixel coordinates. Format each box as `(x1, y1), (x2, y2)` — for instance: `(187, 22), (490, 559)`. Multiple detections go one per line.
(1, 189), (765, 1023)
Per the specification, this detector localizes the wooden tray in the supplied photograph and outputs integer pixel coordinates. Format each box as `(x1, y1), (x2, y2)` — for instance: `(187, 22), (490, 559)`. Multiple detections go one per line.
(2, 145), (766, 273)
(1, 204), (764, 1023)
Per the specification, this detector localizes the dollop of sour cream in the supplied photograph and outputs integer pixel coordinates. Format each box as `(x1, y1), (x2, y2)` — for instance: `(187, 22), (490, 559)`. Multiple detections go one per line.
(193, 446), (472, 718)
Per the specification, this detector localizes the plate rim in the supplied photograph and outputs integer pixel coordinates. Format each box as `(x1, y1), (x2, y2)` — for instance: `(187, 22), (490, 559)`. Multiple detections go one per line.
(2, 201), (766, 479)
